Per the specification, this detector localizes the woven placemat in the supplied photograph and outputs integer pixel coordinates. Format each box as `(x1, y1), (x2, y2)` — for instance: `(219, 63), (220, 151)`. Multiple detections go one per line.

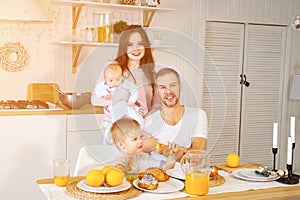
(210, 175), (225, 187)
(66, 181), (142, 200)
(214, 163), (261, 173)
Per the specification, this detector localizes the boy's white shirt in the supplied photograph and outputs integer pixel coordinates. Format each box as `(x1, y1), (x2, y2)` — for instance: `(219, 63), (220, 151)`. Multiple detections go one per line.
(107, 152), (166, 173)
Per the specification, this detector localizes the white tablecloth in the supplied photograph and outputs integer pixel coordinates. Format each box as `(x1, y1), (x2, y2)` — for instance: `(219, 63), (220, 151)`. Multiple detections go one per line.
(38, 171), (300, 200)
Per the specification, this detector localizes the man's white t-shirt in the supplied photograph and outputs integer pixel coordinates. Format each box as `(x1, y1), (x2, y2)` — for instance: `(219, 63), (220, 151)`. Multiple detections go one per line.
(144, 106), (208, 148)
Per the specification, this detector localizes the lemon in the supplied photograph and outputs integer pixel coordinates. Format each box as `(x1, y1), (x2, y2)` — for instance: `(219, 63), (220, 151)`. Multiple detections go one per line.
(86, 169), (105, 187)
(226, 153), (240, 168)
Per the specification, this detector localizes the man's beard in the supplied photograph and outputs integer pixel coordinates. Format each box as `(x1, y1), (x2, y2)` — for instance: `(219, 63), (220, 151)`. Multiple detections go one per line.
(161, 94), (180, 107)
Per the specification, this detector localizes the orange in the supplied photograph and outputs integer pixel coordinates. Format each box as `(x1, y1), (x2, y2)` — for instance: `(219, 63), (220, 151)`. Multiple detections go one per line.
(226, 153), (240, 168)
(105, 167), (125, 187)
(86, 169), (105, 187)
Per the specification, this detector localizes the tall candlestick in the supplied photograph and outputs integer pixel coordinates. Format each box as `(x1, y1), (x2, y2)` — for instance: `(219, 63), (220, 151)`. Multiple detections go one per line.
(290, 117), (295, 143)
(287, 137), (292, 165)
(273, 122), (278, 148)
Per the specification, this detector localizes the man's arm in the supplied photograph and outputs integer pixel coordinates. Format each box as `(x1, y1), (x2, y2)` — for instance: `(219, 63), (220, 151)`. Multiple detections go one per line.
(142, 136), (159, 153)
(190, 137), (207, 151)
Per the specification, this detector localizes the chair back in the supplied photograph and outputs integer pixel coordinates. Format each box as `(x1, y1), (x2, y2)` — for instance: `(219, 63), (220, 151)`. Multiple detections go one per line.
(74, 145), (121, 176)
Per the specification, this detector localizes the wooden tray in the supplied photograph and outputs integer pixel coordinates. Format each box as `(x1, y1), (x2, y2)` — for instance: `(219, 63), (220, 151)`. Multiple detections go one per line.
(214, 163), (261, 173)
(27, 83), (60, 104)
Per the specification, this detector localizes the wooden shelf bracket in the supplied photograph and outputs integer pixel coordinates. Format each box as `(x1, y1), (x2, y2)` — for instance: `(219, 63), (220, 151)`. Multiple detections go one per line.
(72, 4), (83, 35)
(72, 45), (82, 73)
(143, 11), (156, 27)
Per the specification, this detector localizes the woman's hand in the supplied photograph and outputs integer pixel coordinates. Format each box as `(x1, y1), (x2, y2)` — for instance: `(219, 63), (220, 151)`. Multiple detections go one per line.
(128, 101), (135, 106)
(104, 94), (112, 100)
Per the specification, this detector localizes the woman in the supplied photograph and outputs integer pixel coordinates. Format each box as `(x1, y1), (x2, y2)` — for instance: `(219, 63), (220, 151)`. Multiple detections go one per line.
(91, 25), (160, 144)
(115, 25), (160, 116)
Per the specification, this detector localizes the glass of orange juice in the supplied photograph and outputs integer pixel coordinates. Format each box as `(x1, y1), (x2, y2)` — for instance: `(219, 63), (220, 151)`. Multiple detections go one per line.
(53, 159), (71, 187)
(181, 150), (210, 195)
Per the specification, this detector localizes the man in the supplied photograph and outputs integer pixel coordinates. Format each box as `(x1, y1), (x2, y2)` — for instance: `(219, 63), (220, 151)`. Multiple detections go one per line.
(142, 67), (208, 152)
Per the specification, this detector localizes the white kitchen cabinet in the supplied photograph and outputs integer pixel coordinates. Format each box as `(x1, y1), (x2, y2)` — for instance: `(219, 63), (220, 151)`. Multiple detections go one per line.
(0, 115), (66, 200)
(66, 114), (105, 175)
(203, 22), (287, 167)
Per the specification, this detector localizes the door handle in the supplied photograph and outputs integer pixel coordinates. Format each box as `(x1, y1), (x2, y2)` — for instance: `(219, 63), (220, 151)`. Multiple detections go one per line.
(244, 75), (250, 87)
(240, 74), (250, 87)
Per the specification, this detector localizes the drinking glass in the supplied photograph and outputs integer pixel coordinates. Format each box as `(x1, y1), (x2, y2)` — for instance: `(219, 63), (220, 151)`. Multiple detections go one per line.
(181, 150), (210, 195)
(53, 159), (71, 187)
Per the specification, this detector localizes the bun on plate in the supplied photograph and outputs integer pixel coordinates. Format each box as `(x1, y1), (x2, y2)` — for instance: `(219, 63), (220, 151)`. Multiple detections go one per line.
(138, 174), (158, 190)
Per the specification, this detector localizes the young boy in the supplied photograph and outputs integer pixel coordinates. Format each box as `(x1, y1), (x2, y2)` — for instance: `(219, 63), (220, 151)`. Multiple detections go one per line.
(92, 117), (175, 178)
(94, 62), (144, 144)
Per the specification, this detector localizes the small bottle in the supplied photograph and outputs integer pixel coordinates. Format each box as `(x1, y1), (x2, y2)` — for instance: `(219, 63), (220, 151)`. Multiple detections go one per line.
(86, 27), (95, 42)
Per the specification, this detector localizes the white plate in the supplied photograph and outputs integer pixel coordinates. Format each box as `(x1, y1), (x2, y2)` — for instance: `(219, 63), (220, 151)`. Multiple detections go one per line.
(77, 180), (131, 193)
(166, 163), (185, 180)
(232, 168), (280, 182)
(133, 177), (184, 193)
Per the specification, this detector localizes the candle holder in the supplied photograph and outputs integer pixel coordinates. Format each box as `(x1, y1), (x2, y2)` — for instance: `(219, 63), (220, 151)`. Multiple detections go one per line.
(291, 143), (300, 179)
(272, 147), (278, 171)
(276, 164), (299, 184)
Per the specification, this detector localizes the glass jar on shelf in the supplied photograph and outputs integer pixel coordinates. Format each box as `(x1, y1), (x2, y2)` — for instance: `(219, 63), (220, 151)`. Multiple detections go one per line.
(80, 27), (96, 42)
(93, 12), (112, 43)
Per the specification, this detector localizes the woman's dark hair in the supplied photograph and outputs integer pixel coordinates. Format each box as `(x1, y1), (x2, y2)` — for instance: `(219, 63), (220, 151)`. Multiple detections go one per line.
(115, 25), (156, 83)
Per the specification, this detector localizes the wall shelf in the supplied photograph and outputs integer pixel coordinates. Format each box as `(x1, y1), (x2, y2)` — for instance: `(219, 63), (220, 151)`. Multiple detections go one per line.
(51, 0), (175, 73)
(51, 0), (175, 29)
(52, 41), (174, 73)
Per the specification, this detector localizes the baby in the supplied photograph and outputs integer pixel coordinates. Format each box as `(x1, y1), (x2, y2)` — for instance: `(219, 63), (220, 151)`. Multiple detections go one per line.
(94, 62), (144, 144)
(92, 117), (176, 179)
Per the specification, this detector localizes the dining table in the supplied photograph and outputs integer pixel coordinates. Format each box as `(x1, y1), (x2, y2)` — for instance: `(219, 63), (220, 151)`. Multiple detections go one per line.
(37, 168), (300, 200)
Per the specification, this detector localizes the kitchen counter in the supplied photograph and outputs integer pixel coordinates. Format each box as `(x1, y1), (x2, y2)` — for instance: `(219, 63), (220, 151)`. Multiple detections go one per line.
(0, 104), (104, 116)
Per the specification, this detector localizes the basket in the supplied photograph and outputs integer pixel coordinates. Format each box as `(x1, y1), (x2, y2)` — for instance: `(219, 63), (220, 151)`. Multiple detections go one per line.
(66, 181), (142, 200)
(118, 0), (136, 5)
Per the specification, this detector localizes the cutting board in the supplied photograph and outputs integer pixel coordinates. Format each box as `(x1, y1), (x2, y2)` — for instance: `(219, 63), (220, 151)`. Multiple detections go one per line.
(27, 83), (60, 104)
(214, 163), (262, 173)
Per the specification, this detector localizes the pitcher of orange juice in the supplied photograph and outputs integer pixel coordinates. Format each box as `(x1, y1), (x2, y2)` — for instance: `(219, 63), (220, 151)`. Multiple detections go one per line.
(181, 150), (210, 195)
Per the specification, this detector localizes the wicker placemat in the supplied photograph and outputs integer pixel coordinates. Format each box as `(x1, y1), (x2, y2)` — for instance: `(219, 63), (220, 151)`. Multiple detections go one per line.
(210, 175), (225, 187)
(66, 181), (142, 200)
(214, 163), (261, 173)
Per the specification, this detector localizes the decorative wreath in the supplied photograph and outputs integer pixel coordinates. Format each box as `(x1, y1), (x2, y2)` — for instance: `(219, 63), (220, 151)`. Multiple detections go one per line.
(0, 42), (30, 72)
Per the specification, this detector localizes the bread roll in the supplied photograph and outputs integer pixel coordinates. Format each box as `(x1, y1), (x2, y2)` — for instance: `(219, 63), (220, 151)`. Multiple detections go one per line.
(138, 167), (169, 182)
(138, 174), (158, 190)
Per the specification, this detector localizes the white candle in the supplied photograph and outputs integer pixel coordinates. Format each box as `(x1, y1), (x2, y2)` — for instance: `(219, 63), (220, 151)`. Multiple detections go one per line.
(287, 136), (293, 165)
(290, 116), (295, 143)
(273, 122), (278, 148)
